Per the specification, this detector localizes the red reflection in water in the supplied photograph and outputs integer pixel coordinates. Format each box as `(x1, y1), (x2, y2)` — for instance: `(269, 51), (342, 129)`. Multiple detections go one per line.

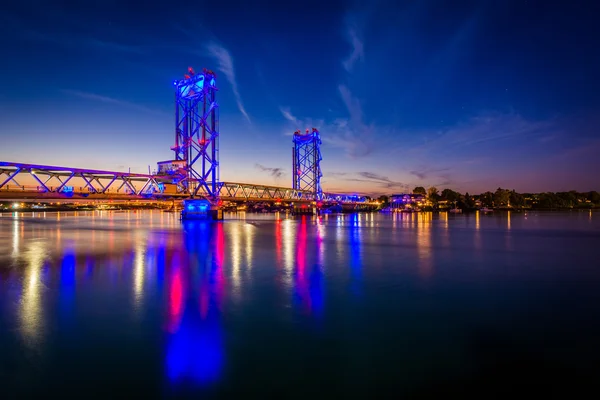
(295, 216), (311, 313)
(167, 251), (185, 333)
(275, 219), (282, 268)
(166, 223), (225, 384)
(211, 222), (226, 316)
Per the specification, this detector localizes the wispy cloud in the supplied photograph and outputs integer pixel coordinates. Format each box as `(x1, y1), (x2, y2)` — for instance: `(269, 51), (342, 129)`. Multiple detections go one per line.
(206, 42), (251, 123)
(277, 106), (325, 136)
(409, 167), (451, 180)
(403, 112), (556, 159)
(338, 171), (409, 192)
(278, 88), (379, 158)
(342, 24), (364, 72)
(328, 172), (350, 177)
(255, 164), (285, 179)
(62, 89), (162, 114)
(322, 85), (376, 158)
(279, 107), (298, 124)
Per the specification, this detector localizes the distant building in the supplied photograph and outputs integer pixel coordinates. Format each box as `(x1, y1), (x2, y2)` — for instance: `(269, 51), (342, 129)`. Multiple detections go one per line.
(390, 193), (425, 210)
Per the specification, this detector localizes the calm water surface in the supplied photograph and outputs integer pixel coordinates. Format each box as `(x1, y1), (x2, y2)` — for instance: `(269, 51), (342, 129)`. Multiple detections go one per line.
(1, 210), (599, 397)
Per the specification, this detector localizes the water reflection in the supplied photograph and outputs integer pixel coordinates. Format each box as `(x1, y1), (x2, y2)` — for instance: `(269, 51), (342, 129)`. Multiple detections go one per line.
(12, 215), (20, 259)
(230, 222), (242, 296)
(312, 218), (325, 316)
(59, 245), (76, 324)
(294, 216), (311, 312)
(416, 213), (433, 278)
(474, 211), (482, 250)
(349, 214), (362, 296)
(6, 210), (599, 396)
(133, 239), (146, 311)
(19, 241), (47, 346)
(292, 217), (325, 316)
(282, 219), (295, 289)
(505, 211), (513, 251)
(244, 223), (254, 269)
(166, 221), (224, 385)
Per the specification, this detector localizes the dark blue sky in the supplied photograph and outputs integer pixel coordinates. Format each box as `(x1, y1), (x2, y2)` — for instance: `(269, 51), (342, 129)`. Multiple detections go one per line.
(1, 0), (599, 194)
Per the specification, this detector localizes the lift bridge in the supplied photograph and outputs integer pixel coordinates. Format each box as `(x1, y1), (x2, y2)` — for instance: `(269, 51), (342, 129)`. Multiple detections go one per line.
(0, 67), (371, 206)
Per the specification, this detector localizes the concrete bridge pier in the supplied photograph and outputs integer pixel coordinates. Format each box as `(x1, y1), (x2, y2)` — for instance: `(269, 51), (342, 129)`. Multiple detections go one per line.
(292, 204), (317, 216)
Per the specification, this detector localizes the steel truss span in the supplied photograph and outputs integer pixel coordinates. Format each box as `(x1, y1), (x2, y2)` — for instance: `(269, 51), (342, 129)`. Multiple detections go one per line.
(0, 162), (370, 203)
(212, 182), (367, 203)
(0, 162), (164, 197)
(171, 67), (219, 198)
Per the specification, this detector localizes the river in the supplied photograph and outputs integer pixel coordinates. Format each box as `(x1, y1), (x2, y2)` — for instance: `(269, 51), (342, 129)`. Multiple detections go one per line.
(1, 210), (599, 397)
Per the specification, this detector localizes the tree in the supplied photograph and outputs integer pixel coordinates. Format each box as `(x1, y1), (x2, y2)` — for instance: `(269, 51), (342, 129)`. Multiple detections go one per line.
(413, 186), (426, 195)
(427, 186), (439, 203)
(588, 191), (600, 204)
(481, 191), (494, 207)
(441, 188), (460, 202)
(464, 192), (475, 209)
(377, 195), (390, 207)
(509, 190), (525, 208)
(493, 188), (510, 207)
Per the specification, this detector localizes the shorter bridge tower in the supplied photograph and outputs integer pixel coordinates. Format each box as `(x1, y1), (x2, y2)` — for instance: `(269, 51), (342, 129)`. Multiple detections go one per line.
(292, 128), (323, 201)
(169, 67), (219, 198)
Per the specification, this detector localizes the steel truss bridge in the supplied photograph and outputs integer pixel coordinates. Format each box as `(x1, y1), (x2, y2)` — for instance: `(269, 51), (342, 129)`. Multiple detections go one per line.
(0, 67), (374, 207)
(0, 162), (370, 204)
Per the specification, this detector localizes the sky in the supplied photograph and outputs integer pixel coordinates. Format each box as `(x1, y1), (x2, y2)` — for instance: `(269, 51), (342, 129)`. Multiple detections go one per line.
(1, 0), (599, 196)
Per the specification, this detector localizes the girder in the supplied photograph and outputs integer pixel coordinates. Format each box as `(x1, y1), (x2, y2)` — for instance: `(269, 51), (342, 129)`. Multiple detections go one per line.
(292, 128), (323, 201)
(0, 162), (162, 197)
(0, 162), (371, 204)
(172, 67), (219, 198)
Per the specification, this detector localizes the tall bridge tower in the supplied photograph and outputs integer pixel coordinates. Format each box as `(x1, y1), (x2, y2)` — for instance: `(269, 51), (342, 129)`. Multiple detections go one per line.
(292, 128), (323, 200)
(169, 67), (220, 198)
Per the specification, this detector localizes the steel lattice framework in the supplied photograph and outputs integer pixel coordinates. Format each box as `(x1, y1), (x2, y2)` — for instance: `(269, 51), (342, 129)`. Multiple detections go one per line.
(0, 162), (370, 203)
(171, 67), (219, 198)
(292, 128), (323, 201)
(0, 162), (163, 197)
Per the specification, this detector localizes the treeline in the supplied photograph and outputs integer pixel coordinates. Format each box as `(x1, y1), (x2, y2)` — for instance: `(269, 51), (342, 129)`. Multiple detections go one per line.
(378, 187), (600, 210)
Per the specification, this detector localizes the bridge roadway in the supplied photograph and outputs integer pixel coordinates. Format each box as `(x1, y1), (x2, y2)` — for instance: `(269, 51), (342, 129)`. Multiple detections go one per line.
(0, 161), (373, 205)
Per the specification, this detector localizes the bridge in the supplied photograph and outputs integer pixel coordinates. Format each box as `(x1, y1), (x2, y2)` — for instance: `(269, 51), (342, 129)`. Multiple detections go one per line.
(0, 67), (374, 209)
(0, 162), (367, 204)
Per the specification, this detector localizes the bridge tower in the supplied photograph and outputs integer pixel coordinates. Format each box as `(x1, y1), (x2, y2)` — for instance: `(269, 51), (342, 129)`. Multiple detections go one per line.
(292, 128), (323, 200)
(170, 67), (219, 198)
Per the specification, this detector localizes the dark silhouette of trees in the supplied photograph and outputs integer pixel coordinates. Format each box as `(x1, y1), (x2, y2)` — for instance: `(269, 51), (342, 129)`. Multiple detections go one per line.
(413, 186), (426, 195)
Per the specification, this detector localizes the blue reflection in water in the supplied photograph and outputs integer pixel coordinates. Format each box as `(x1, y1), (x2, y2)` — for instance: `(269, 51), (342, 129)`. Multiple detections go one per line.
(84, 257), (94, 280)
(60, 247), (76, 323)
(310, 220), (325, 317)
(348, 214), (362, 296)
(165, 221), (224, 386)
(166, 301), (223, 384)
(61, 248), (76, 288)
(156, 242), (166, 291)
(293, 217), (325, 317)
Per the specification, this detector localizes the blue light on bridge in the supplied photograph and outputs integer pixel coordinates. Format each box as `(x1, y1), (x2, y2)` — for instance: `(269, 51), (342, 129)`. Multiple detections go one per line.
(181, 199), (212, 220)
(186, 204), (208, 212)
